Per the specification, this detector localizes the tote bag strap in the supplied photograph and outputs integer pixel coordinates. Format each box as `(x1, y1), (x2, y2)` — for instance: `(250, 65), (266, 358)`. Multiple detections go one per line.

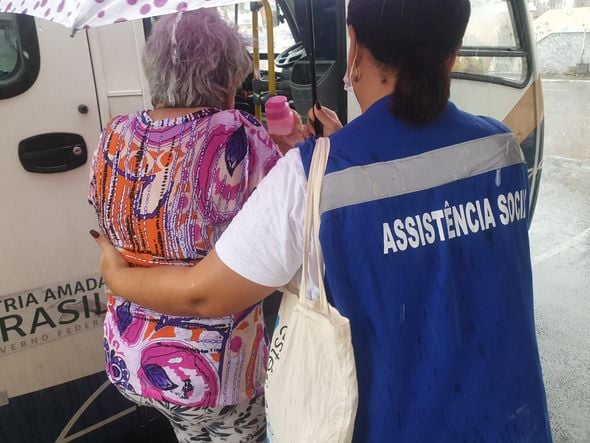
(300, 137), (331, 315)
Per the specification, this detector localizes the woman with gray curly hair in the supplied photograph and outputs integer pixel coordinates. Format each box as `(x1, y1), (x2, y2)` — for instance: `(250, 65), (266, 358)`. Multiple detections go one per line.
(88, 9), (287, 442)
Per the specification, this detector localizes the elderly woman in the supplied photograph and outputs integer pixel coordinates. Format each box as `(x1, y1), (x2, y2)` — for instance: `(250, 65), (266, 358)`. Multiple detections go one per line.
(88, 10), (284, 443)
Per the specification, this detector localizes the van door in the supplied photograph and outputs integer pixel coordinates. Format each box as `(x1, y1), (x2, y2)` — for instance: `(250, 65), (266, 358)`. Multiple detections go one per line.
(0, 14), (122, 442)
(450, 0), (544, 219)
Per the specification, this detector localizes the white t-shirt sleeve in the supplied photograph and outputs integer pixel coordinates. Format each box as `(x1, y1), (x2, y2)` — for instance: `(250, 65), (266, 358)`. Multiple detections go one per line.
(215, 148), (307, 288)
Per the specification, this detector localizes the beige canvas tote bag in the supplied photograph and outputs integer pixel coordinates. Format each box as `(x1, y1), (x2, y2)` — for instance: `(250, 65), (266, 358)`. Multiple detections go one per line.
(265, 137), (358, 443)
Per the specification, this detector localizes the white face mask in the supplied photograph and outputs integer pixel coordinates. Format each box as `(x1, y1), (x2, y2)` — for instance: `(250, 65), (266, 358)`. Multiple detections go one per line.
(343, 43), (358, 93)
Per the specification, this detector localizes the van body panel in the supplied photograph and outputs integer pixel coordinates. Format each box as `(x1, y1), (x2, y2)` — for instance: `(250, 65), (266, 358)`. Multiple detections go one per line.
(0, 15), (109, 398)
(0, 18), (133, 442)
(86, 21), (150, 122)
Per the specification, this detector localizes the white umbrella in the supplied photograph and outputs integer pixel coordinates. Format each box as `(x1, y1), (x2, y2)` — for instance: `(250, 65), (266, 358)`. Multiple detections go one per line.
(0, 0), (251, 31)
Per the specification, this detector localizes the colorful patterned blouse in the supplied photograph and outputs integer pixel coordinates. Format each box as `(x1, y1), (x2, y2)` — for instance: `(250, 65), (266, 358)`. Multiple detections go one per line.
(89, 108), (281, 407)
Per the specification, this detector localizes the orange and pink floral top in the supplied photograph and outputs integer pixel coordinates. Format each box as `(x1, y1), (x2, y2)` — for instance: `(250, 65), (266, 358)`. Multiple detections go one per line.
(89, 108), (281, 407)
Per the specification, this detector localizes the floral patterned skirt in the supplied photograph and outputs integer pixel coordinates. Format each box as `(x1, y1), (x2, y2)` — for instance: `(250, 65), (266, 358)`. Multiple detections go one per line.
(103, 294), (268, 407)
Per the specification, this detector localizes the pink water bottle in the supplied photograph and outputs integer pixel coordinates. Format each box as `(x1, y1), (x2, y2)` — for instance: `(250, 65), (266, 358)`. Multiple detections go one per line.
(265, 96), (296, 136)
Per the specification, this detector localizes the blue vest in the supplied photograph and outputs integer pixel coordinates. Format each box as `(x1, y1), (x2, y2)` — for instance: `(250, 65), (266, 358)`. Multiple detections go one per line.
(299, 97), (551, 442)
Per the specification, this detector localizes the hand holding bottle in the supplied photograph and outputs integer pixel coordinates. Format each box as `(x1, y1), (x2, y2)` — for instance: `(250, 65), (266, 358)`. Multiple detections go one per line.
(266, 96), (304, 154)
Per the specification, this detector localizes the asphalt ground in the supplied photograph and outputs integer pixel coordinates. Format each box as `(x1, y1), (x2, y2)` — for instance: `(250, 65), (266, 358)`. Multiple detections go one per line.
(529, 79), (590, 442)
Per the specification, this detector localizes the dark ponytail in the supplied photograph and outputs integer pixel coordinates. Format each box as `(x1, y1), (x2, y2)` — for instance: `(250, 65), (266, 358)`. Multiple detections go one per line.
(347, 0), (470, 126)
(390, 52), (451, 125)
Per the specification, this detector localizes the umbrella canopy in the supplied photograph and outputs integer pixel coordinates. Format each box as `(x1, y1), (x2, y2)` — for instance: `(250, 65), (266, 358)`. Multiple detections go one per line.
(0, 0), (250, 31)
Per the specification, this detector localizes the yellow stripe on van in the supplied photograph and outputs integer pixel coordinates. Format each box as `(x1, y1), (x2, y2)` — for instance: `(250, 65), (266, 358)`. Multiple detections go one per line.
(503, 78), (544, 143)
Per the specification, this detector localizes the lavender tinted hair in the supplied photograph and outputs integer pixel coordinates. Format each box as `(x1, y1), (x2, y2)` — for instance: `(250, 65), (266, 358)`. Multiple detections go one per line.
(143, 9), (251, 109)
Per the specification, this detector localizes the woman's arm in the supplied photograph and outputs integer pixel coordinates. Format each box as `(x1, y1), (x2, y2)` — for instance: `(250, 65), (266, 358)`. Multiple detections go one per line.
(94, 231), (276, 317)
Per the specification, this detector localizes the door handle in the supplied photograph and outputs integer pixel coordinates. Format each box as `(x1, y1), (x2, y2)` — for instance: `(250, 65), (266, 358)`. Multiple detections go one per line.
(19, 133), (87, 173)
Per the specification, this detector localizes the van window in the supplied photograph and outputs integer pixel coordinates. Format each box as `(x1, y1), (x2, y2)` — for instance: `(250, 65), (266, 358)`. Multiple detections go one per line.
(144, 2), (297, 60)
(452, 0), (530, 87)
(0, 14), (18, 79)
(219, 2), (297, 70)
(0, 13), (40, 100)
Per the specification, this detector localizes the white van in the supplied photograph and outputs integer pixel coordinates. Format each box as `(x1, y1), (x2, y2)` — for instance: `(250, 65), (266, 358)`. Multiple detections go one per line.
(0, 0), (544, 440)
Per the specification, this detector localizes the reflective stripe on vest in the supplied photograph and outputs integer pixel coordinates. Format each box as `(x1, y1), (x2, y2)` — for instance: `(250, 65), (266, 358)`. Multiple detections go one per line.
(320, 133), (524, 215)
